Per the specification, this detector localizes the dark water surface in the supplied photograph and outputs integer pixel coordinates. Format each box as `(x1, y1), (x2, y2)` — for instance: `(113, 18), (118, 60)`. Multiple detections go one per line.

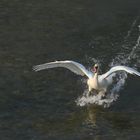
(0, 0), (140, 139)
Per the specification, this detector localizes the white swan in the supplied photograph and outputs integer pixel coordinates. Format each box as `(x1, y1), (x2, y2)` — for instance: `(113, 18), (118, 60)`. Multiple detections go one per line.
(33, 60), (140, 97)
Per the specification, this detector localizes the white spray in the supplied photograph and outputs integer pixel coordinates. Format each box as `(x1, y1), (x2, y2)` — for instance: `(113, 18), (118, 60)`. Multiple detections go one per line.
(76, 17), (140, 108)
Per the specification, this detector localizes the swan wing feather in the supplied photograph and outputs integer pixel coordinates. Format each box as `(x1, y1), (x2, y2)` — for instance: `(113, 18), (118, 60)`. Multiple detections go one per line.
(100, 66), (140, 80)
(33, 60), (93, 78)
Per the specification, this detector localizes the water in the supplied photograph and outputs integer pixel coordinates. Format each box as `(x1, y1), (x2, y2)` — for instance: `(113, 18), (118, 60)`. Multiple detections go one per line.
(0, 0), (140, 139)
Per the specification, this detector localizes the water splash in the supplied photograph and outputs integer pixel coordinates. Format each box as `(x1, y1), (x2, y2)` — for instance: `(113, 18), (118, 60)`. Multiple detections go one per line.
(124, 16), (139, 42)
(76, 18), (140, 108)
(107, 22), (140, 105)
(76, 90), (119, 108)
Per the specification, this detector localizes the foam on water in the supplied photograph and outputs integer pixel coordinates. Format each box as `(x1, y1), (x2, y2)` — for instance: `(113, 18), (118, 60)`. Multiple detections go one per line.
(76, 90), (119, 108)
(76, 18), (140, 108)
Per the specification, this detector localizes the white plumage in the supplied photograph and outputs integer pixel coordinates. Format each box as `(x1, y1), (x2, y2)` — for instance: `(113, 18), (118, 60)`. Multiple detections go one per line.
(33, 60), (93, 78)
(33, 60), (140, 97)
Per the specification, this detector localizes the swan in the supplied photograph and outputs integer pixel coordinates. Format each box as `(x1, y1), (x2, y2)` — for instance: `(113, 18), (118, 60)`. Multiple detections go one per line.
(33, 60), (140, 97)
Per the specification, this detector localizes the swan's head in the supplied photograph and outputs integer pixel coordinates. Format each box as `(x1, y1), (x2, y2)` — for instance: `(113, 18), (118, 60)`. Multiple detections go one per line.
(93, 64), (99, 73)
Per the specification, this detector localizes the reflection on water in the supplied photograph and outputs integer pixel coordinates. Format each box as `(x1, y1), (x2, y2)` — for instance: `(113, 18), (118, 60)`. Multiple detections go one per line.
(83, 105), (137, 139)
(85, 106), (100, 127)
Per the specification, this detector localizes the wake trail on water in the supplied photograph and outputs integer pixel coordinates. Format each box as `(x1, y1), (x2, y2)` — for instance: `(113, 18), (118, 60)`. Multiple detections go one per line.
(76, 17), (140, 108)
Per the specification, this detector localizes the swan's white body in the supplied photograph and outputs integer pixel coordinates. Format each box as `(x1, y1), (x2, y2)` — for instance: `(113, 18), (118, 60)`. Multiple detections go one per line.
(33, 60), (140, 96)
(87, 73), (109, 93)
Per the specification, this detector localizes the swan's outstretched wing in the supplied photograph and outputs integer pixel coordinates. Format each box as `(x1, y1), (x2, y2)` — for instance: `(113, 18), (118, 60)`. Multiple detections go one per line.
(33, 60), (93, 78)
(100, 66), (140, 79)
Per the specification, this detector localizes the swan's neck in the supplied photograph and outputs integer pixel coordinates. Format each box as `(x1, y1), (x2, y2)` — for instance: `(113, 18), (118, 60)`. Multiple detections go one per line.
(92, 72), (99, 90)
(94, 72), (98, 80)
